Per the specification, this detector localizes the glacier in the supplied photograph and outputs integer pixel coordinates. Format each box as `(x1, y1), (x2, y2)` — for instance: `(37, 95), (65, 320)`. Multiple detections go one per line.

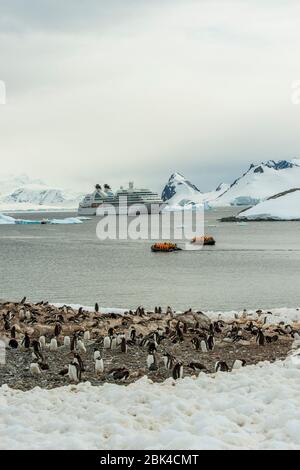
(237, 188), (300, 221)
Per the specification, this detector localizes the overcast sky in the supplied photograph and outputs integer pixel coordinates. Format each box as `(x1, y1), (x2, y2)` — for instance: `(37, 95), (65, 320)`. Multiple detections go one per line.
(0, 0), (300, 192)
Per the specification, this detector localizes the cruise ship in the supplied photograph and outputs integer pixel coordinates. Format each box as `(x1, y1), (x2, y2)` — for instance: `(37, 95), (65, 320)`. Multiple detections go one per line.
(78, 182), (163, 216)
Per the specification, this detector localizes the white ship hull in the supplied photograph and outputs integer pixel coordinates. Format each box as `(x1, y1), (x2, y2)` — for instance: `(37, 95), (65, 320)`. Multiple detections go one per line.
(78, 203), (162, 216)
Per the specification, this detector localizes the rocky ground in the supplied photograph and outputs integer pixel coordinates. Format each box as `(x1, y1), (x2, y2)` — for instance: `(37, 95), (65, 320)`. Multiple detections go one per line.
(0, 300), (294, 391)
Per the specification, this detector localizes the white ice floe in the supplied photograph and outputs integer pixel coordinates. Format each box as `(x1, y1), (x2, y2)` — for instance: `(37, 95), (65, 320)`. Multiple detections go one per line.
(0, 214), (84, 225)
(1, 357), (300, 450)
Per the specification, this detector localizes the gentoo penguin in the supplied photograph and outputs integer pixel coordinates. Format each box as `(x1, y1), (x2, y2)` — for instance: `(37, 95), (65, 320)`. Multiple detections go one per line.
(21, 296), (26, 304)
(130, 328), (136, 342)
(32, 340), (44, 361)
(74, 353), (85, 372)
(256, 329), (265, 346)
(147, 351), (156, 369)
(11, 325), (16, 338)
(50, 338), (58, 352)
(200, 339), (208, 353)
(25, 310), (31, 320)
(22, 332), (30, 349)
(111, 369), (129, 381)
(175, 322), (184, 342)
(83, 330), (90, 341)
(64, 336), (71, 347)
(110, 335), (117, 350)
(30, 362), (41, 375)
(54, 323), (62, 337)
(166, 306), (173, 315)
(103, 335), (111, 349)
(162, 352), (173, 370)
(191, 337), (200, 350)
(94, 349), (101, 360)
(120, 337), (127, 353)
(70, 333), (77, 352)
(68, 361), (81, 383)
(19, 309), (25, 321)
(9, 338), (18, 349)
(95, 302), (99, 313)
(172, 362), (183, 380)
(108, 327), (114, 337)
(188, 362), (207, 372)
(232, 359), (246, 370)
(148, 341), (157, 354)
(77, 339), (86, 354)
(207, 335), (215, 351)
(39, 335), (46, 349)
(95, 356), (104, 375)
(116, 334), (123, 346)
(215, 361), (229, 372)
(38, 360), (49, 371)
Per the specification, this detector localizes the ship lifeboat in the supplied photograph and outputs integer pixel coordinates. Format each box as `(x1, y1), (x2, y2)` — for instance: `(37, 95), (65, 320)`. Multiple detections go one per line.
(191, 236), (216, 246)
(151, 242), (181, 252)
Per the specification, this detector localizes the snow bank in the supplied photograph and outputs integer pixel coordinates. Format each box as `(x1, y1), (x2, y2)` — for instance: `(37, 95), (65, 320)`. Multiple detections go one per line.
(237, 189), (300, 221)
(1, 357), (300, 450)
(52, 303), (300, 324)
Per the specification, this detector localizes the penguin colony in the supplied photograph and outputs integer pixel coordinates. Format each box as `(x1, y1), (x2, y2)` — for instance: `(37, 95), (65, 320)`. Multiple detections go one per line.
(0, 299), (296, 390)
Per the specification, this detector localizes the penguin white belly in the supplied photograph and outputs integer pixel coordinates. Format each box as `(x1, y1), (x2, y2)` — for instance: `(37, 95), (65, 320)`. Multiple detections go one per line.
(77, 340), (86, 354)
(30, 363), (41, 375)
(64, 336), (71, 347)
(95, 358), (104, 374)
(39, 336), (46, 348)
(68, 364), (79, 382)
(232, 360), (243, 370)
(50, 339), (58, 352)
(146, 354), (154, 369)
(200, 340), (208, 352)
(110, 338), (117, 350)
(83, 331), (90, 341)
(103, 336), (111, 349)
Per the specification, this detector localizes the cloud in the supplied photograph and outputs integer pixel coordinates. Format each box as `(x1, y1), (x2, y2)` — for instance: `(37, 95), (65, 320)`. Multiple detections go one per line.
(0, 0), (300, 191)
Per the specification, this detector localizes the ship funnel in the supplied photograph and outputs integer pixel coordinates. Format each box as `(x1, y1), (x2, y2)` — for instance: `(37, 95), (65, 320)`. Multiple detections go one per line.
(95, 184), (102, 191)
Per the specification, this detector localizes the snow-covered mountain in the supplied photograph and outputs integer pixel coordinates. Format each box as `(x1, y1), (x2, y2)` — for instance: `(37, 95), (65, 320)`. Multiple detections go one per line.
(237, 188), (300, 220)
(161, 172), (229, 209)
(214, 159), (300, 206)
(0, 174), (83, 211)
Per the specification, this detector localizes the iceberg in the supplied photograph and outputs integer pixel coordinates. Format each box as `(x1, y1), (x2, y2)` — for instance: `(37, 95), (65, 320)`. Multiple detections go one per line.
(0, 213), (84, 225)
(237, 188), (300, 221)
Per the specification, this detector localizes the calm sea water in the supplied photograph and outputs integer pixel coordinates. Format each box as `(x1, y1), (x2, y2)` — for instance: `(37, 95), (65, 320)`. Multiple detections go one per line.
(0, 208), (300, 311)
